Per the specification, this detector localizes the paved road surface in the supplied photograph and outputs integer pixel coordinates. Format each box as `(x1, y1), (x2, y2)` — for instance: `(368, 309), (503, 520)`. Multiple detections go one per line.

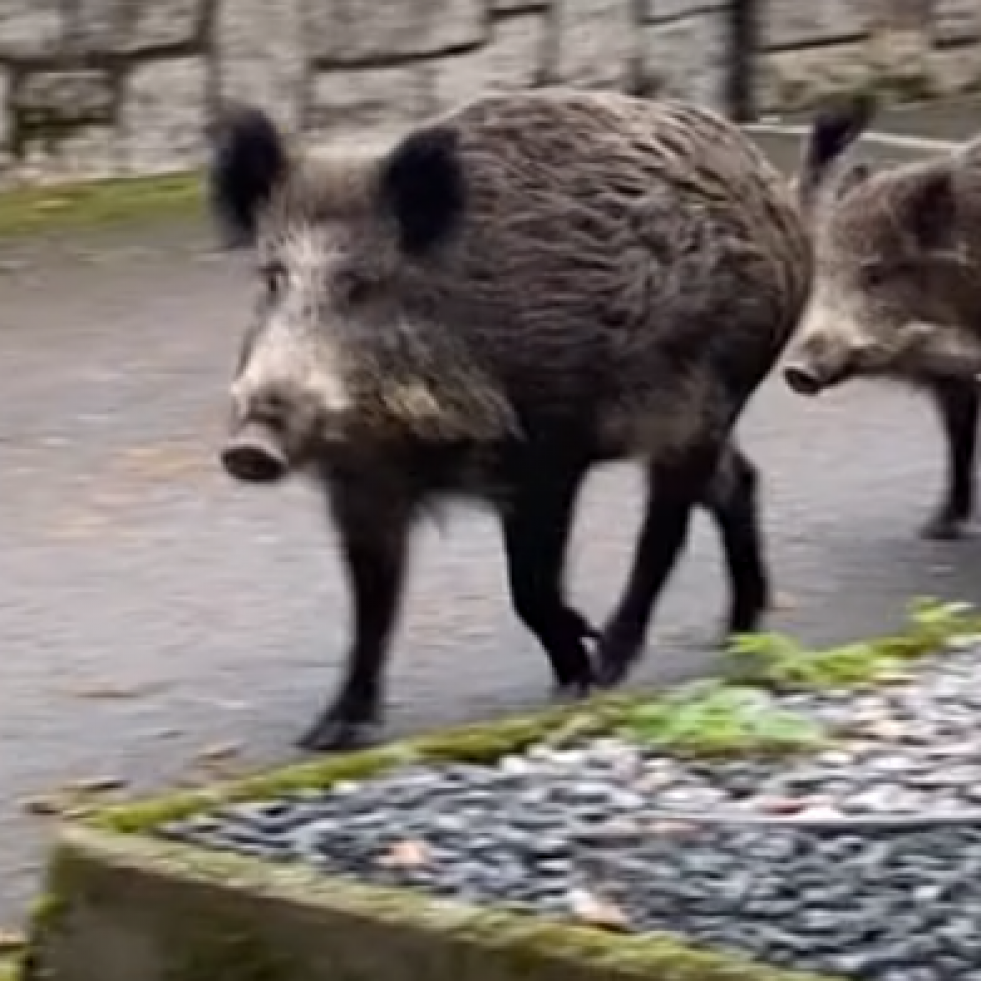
(3, 125), (981, 926)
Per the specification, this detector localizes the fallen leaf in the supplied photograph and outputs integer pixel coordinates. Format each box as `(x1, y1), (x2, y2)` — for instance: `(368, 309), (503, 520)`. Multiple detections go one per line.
(847, 718), (907, 741)
(377, 840), (430, 870)
(0, 928), (25, 954)
(64, 775), (128, 795)
(194, 741), (242, 763)
(64, 680), (168, 699)
(569, 888), (631, 931)
(19, 796), (66, 817)
(757, 796), (825, 816)
(648, 819), (699, 837)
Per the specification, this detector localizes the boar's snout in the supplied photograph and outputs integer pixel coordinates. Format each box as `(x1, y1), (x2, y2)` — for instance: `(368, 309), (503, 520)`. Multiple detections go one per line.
(782, 327), (872, 397)
(782, 363), (826, 396)
(221, 421), (289, 484)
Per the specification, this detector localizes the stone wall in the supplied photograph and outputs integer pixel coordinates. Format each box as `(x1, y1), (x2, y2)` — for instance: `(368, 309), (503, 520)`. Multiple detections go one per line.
(754, 0), (981, 114)
(0, 0), (979, 186)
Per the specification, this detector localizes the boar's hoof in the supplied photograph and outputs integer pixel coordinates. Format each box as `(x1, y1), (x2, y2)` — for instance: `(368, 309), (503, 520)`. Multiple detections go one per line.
(221, 427), (288, 484)
(920, 514), (973, 541)
(296, 716), (381, 753)
(551, 677), (594, 704)
(782, 364), (825, 396)
(593, 632), (644, 689)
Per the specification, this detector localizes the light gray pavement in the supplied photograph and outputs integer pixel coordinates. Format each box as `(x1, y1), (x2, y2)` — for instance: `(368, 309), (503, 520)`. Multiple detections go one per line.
(3, 117), (981, 926)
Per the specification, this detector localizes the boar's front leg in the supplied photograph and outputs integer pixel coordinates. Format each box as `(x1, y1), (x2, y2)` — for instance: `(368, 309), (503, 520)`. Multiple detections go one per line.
(298, 475), (412, 752)
(922, 379), (979, 540)
(595, 446), (719, 687)
(499, 455), (596, 696)
(701, 442), (772, 635)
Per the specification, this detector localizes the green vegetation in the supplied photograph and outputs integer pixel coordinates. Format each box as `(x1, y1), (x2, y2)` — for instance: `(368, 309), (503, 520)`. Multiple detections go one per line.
(34, 827), (843, 981)
(89, 599), (981, 836)
(28, 599), (979, 981)
(727, 597), (981, 689)
(0, 171), (203, 239)
(618, 680), (828, 756)
(614, 598), (980, 756)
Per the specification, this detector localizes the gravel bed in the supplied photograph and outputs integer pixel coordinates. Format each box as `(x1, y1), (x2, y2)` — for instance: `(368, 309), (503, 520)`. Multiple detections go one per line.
(159, 644), (981, 981)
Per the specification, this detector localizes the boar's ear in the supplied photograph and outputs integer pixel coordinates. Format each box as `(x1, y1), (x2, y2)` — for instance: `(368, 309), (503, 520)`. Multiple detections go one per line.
(904, 169), (956, 251)
(378, 126), (466, 255)
(797, 90), (876, 211)
(206, 103), (289, 249)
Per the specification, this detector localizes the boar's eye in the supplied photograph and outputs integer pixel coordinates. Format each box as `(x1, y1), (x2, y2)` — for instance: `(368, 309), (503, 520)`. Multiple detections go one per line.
(859, 261), (888, 290)
(259, 260), (287, 298)
(333, 268), (374, 306)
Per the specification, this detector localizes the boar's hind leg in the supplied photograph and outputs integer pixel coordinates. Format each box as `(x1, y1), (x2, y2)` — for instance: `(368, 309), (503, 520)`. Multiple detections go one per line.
(297, 478), (412, 753)
(701, 442), (771, 637)
(595, 446), (720, 687)
(922, 379), (979, 541)
(500, 457), (596, 696)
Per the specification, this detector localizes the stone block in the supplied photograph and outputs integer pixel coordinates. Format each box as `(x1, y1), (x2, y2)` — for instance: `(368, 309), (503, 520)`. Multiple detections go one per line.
(214, 0), (305, 131)
(67, 0), (200, 55)
(119, 57), (208, 175)
(550, 0), (637, 89)
(759, 0), (872, 50)
(429, 13), (549, 111)
(309, 65), (432, 146)
(491, 0), (550, 11)
(305, 0), (487, 65)
(754, 42), (878, 113)
(122, 0), (204, 53)
(641, 0), (727, 23)
(934, 0), (981, 45)
(19, 126), (120, 184)
(0, 0), (62, 59)
(14, 71), (113, 121)
(0, 68), (10, 152)
(642, 12), (728, 109)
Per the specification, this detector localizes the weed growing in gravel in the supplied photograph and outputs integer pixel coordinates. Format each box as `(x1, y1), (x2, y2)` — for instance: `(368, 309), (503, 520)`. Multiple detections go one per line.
(618, 679), (829, 756)
(726, 597), (981, 690)
(618, 599), (981, 755)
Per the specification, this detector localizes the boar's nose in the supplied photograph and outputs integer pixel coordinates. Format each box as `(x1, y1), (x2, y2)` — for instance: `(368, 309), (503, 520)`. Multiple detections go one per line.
(221, 421), (288, 484)
(782, 363), (826, 396)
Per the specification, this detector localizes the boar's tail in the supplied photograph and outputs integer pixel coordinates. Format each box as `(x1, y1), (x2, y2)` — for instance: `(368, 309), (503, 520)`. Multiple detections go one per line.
(795, 90), (877, 212)
(206, 102), (289, 249)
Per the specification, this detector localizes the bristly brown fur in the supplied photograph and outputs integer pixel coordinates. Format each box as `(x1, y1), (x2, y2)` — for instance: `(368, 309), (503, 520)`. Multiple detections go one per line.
(785, 108), (981, 541)
(233, 90), (811, 452)
(214, 87), (815, 751)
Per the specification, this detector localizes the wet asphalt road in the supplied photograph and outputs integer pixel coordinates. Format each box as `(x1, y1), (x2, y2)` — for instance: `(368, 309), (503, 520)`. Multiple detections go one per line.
(4, 123), (981, 925)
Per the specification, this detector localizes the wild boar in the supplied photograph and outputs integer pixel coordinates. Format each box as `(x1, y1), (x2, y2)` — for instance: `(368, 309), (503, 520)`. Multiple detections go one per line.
(209, 88), (813, 751)
(783, 92), (981, 540)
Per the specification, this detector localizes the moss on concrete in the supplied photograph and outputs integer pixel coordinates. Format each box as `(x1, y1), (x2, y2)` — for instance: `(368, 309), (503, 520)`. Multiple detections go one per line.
(29, 826), (841, 981)
(90, 693), (640, 835)
(27, 603), (980, 979)
(0, 171), (203, 239)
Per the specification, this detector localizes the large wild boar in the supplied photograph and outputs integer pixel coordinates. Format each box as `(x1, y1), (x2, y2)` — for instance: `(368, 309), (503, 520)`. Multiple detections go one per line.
(209, 89), (812, 751)
(783, 93), (981, 539)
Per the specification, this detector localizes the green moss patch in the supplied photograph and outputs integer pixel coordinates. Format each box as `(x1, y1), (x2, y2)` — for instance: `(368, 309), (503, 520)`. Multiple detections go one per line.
(23, 597), (981, 980)
(88, 599), (981, 836)
(726, 597), (981, 690)
(0, 171), (203, 240)
(90, 692), (640, 835)
(29, 826), (840, 981)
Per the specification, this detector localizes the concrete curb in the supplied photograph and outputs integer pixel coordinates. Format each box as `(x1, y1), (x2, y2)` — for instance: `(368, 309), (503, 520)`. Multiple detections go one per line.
(745, 121), (959, 153)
